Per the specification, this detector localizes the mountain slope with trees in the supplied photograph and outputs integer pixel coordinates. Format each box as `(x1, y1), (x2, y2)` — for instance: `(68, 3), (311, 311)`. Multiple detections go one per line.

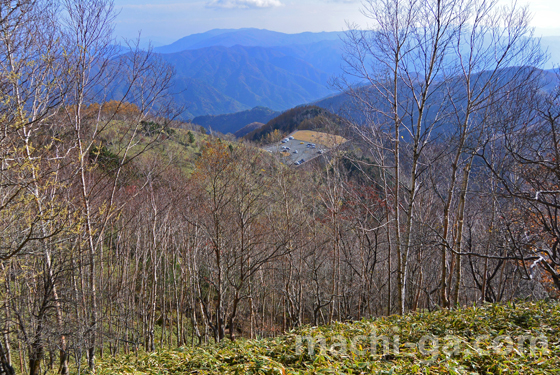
(234, 122), (266, 138)
(316, 68), (560, 133)
(158, 45), (337, 118)
(191, 106), (280, 135)
(244, 105), (345, 142)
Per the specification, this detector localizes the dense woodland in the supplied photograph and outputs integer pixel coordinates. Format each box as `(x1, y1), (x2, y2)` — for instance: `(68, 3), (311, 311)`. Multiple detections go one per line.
(1, 0), (560, 375)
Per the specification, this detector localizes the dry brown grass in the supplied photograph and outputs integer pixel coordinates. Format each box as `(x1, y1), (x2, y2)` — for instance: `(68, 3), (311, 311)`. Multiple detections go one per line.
(291, 130), (347, 148)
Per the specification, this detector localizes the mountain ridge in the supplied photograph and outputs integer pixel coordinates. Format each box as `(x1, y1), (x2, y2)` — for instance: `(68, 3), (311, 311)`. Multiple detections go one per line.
(159, 44), (339, 119)
(154, 28), (345, 54)
(191, 106), (280, 135)
(141, 29), (560, 120)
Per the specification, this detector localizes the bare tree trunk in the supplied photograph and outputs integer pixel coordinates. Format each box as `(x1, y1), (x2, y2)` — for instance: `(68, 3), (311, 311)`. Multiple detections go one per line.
(451, 160), (473, 306)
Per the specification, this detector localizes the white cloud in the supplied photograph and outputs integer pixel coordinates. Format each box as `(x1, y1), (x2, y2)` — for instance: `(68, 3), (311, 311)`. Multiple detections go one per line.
(207, 0), (283, 9)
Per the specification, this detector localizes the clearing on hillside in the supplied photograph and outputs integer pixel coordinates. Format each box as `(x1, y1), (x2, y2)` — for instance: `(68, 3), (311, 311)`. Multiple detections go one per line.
(262, 130), (346, 166)
(291, 130), (347, 148)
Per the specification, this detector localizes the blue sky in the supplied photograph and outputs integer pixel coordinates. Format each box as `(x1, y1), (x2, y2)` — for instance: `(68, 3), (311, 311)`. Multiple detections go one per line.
(112, 0), (560, 46)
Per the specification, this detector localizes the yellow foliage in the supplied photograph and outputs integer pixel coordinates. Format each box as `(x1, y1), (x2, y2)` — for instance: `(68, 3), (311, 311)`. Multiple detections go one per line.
(83, 101), (141, 119)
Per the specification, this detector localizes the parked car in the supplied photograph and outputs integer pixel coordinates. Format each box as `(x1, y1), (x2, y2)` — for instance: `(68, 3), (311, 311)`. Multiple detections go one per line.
(293, 150), (298, 153)
(288, 136), (294, 140)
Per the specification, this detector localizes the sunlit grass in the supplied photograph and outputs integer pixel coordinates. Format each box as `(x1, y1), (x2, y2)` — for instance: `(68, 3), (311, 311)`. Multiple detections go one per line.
(291, 130), (347, 148)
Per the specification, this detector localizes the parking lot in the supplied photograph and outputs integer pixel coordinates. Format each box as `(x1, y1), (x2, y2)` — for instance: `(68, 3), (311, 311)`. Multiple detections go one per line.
(262, 136), (326, 166)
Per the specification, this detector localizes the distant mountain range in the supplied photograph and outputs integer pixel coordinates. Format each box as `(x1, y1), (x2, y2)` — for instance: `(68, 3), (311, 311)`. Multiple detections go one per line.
(134, 28), (560, 130)
(154, 28), (345, 54)
(148, 29), (346, 119)
(312, 67), (560, 140)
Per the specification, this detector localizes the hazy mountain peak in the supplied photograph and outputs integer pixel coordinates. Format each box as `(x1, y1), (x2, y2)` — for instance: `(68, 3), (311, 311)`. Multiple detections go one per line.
(154, 28), (345, 54)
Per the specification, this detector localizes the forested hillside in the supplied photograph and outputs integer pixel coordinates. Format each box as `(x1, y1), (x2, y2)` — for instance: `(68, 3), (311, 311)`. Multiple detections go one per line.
(158, 45), (336, 118)
(191, 106), (279, 135)
(245, 105), (345, 142)
(234, 121), (266, 138)
(136, 29), (346, 120)
(316, 67), (560, 131)
(2, 1), (560, 375)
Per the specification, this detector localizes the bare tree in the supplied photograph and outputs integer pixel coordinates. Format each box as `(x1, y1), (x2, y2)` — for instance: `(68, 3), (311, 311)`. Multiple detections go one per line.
(480, 72), (560, 295)
(340, 0), (543, 313)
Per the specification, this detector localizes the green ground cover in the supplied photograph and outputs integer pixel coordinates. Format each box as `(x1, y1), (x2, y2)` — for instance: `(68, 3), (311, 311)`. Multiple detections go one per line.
(98, 301), (560, 374)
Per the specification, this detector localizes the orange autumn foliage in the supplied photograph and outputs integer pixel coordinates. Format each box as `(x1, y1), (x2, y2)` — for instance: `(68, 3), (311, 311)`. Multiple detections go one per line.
(83, 101), (141, 119)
